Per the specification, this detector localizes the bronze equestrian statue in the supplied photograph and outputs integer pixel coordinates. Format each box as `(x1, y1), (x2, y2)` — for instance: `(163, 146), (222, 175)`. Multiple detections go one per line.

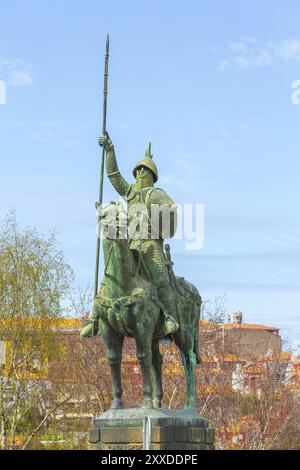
(81, 133), (202, 410)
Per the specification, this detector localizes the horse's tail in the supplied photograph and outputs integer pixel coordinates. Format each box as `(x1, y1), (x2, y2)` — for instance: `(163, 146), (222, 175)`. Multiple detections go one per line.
(193, 298), (201, 365)
(194, 326), (201, 365)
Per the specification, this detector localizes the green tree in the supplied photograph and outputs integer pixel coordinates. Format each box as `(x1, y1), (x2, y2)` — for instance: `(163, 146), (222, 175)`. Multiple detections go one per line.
(0, 212), (74, 449)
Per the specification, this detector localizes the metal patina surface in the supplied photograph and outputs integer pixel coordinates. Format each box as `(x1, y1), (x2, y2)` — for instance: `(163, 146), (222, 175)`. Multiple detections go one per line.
(80, 37), (203, 412)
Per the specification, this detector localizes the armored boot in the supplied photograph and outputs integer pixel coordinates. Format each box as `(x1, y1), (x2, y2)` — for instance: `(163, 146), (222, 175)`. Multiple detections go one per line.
(80, 309), (99, 338)
(157, 286), (179, 335)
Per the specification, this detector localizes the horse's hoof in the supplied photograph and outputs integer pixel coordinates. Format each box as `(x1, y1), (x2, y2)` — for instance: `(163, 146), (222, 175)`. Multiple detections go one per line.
(153, 399), (162, 409)
(140, 399), (153, 409)
(184, 401), (196, 410)
(110, 399), (124, 410)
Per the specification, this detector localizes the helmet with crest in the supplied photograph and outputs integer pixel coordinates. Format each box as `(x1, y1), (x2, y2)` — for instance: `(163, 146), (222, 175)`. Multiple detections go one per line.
(133, 142), (158, 183)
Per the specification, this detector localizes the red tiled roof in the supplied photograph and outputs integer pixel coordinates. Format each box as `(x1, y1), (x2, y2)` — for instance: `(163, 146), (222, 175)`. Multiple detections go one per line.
(223, 323), (279, 332)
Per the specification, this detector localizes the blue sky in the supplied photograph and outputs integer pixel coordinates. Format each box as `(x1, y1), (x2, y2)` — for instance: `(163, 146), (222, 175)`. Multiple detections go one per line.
(1, 0), (300, 345)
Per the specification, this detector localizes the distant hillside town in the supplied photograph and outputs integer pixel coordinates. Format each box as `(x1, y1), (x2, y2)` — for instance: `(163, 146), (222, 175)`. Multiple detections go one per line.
(1, 311), (299, 449)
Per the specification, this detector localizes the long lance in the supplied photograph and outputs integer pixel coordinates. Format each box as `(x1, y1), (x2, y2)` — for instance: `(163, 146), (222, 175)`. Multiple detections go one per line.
(94, 34), (109, 299)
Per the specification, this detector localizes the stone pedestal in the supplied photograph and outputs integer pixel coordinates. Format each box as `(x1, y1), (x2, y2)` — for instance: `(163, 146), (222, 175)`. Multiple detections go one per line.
(88, 408), (215, 451)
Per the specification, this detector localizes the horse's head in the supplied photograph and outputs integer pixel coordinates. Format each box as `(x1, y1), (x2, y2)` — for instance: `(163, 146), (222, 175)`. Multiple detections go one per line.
(100, 202), (140, 293)
(100, 202), (127, 240)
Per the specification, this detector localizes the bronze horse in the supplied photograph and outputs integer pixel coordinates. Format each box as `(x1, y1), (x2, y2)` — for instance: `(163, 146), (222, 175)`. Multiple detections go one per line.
(84, 203), (201, 409)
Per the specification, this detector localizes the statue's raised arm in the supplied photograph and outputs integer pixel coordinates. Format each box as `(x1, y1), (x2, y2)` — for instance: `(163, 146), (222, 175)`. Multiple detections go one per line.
(99, 131), (130, 197)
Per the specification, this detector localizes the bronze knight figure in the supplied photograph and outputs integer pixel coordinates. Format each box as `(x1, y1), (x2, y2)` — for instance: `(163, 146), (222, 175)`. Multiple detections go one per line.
(103, 132), (179, 335)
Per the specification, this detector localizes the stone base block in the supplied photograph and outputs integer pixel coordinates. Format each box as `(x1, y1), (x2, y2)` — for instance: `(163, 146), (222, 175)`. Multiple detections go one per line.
(88, 408), (215, 451)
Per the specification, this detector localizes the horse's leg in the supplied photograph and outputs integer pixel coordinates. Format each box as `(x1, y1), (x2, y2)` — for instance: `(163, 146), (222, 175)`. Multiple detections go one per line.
(187, 348), (197, 409)
(151, 340), (163, 408)
(180, 350), (190, 406)
(180, 347), (197, 409)
(134, 328), (153, 409)
(99, 319), (124, 409)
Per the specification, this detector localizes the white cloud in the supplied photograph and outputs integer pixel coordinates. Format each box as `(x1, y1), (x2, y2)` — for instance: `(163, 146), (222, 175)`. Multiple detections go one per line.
(219, 37), (300, 70)
(9, 70), (33, 87)
(270, 39), (300, 60)
(0, 54), (36, 87)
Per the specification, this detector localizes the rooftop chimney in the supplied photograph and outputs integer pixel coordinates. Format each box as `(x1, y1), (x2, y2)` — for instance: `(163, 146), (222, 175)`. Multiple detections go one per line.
(227, 311), (243, 324)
